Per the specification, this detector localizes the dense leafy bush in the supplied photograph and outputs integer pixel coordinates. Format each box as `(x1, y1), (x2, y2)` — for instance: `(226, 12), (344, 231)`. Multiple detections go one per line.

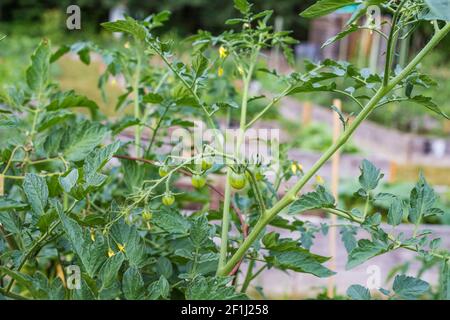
(0, 0), (449, 300)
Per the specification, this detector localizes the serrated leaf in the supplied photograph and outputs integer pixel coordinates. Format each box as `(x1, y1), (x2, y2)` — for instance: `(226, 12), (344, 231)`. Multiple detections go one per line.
(62, 122), (109, 161)
(56, 203), (107, 277)
(359, 159), (383, 192)
(110, 220), (146, 267)
(23, 173), (48, 216)
(26, 39), (51, 93)
(122, 266), (145, 300)
(263, 232), (334, 277)
(346, 239), (387, 270)
(186, 276), (247, 300)
(37, 110), (74, 132)
(0, 198), (28, 211)
(147, 275), (170, 300)
(410, 95), (449, 119)
(233, 0), (251, 14)
(340, 225), (358, 253)
(82, 141), (121, 189)
(101, 16), (147, 41)
(190, 215), (210, 247)
(409, 174), (437, 224)
(393, 275), (430, 299)
(266, 250), (335, 278)
(99, 252), (125, 289)
(111, 116), (140, 135)
(152, 210), (190, 234)
(59, 169), (79, 193)
(323, 24), (358, 47)
(300, 0), (355, 18)
(387, 198), (403, 226)
(288, 82), (336, 95)
(0, 211), (21, 233)
(289, 185), (335, 214)
(143, 93), (163, 104)
(424, 0), (450, 21)
(347, 284), (371, 300)
(46, 91), (99, 116)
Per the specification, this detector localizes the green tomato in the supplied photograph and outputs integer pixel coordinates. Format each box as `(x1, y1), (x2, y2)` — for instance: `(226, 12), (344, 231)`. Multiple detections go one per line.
(162, 193), (175, 206)
(191, 174), (206, 189)
(159, 165), (169, 177)
(142, 210), (153, 221)
(201, 158), (213, 171)
(230, 171), (246, 190)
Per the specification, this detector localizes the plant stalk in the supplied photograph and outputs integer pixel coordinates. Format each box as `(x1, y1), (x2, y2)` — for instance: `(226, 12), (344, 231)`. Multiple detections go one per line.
(217, 22), (450, 276)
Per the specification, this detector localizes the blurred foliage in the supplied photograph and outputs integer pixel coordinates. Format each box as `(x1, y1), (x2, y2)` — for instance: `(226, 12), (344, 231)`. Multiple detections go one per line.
(0, 0), (314, 40)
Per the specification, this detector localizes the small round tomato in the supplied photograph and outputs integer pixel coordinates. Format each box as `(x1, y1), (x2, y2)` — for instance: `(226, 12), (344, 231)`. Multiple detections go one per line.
(162, 192), (175, 206)
(191, 174), (206, 189)
(158, 165), (169, 177)
(230, 171), (246, 190)
(201, 158), (213, 171)
(142, 210), (153, 221)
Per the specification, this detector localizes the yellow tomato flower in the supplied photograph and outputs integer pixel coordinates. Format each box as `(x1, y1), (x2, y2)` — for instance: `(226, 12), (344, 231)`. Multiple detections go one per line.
(237, 66), (244, 75)
(124, 41), (130, 49)
(291, 163), (297, 174)
(291, 162), (303, 174)
(219, 46), (227, 59)
(117, 243), (126, 253)
(90, 229), (96, 242)
(108, 248), (115, 258)
(316, 175), (325, 185)
(218, 67), (224, 77)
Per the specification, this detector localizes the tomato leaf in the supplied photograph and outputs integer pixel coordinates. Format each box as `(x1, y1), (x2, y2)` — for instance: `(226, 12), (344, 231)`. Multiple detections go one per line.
(347, 284), (371, 300)
(23, 173), (48, 216)
(300, 0), (355, 18)
(393, 275), (430, 299)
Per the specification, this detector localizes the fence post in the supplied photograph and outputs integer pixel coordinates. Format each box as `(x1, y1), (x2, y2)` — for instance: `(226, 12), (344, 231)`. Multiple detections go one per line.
(302, 101), (313, 126)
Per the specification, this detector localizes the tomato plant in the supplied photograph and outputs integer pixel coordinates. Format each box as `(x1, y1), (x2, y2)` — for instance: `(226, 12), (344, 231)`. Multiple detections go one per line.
(0, 0), (450, 300)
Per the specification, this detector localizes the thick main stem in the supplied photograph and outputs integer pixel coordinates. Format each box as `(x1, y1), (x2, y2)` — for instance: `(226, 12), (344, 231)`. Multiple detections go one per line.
(217, 23), (450, 276)
(218, 60), (255, 272)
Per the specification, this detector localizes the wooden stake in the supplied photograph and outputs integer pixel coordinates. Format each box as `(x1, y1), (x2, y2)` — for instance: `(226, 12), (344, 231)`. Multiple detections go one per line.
(389, 161), (398, 183)
(327, 99), (342, 298)
(302, 101), (312, 126)
(0, 174), (4, 196)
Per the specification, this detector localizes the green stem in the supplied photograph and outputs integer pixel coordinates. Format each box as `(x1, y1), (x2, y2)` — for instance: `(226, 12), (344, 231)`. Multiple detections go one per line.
(323, 207), (447, 261)
(133, 47), (142, 157)
(246, 168), (266, 215)
(218, 169), (233, 271)
(383, 0), (408, 86)
(363, 194), (370, 220)
(240, 258), (255, 293)
(218, 56), (256, 272)
(217, 23), (450, 276)
(146, 104), (170, 156)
